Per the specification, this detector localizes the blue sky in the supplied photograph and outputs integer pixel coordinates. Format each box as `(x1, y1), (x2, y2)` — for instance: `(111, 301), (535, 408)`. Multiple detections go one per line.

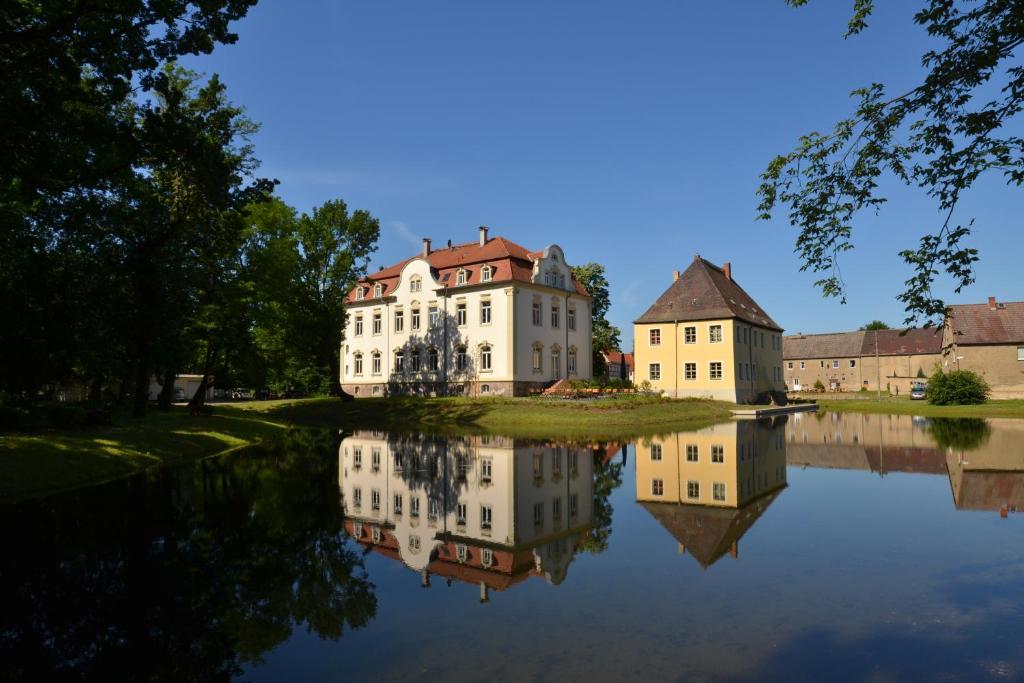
(182, 0), (1019, 348)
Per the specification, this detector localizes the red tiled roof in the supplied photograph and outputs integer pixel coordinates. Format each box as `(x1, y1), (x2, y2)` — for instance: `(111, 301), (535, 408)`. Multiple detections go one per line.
(859, 328), (943, 356)
(346, 236), (589, 303)
(948, 301), (1024, 345)
(603, 350), (635, 371)
(635, 256), (782, 330)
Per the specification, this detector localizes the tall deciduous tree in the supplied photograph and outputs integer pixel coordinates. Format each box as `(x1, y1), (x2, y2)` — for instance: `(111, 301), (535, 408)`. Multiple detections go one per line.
(571, 262), (622, 371)
(758, 0), (1020, 325)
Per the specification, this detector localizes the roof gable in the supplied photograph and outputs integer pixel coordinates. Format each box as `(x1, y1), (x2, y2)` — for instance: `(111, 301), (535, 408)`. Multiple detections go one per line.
(634, 257), (781, 330)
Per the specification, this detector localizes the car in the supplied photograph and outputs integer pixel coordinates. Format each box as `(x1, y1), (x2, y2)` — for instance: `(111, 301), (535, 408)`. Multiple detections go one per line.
(910, 383), (927, 400)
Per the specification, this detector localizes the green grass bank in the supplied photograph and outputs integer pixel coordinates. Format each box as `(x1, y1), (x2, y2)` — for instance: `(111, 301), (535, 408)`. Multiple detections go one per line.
(1, 395), (734, 504)
(816, 397), (1024, 419)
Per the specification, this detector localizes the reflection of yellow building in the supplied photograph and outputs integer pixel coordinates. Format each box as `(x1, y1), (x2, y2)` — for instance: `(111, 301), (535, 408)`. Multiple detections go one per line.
(635, 419), (788, 568)
(339, 431), (595, 601)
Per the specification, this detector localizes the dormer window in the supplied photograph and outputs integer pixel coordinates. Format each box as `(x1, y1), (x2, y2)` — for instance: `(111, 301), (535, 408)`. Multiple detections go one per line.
(373, 283), (382, 298)
(456, 269), (467, 286)
(355, 287), (364, 301)
(481, 265), (492, 282)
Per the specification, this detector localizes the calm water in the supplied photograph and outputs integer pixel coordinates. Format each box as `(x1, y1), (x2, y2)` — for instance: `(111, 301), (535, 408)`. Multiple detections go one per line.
(3, 414), (1024, 682)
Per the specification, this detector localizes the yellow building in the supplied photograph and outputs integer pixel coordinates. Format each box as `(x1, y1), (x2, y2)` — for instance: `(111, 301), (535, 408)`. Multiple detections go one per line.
(635, 420), (788, 568)
(634, 256), (784, 402)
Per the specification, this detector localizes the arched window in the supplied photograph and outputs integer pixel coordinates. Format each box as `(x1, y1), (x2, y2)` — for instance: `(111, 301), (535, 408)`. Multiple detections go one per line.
(532, 344), (543, 373)
(371, 351), (381, 375)
(373, 283), (382, 298)
(355, 286), (365, 301)
(428, 348), (439, 371)
(481, 383), (491, 394)
(411, 348), (422, 372)
(480, 345), (492, 371)
(353, 352), (364, 375)
(394, 349), (405, 373)
(456, 346), (468, 371)
(481, 265), (492, 282)
(456, 268), (467, 285)
(568, 347), (577, 375)
(410, 275), (422, 292)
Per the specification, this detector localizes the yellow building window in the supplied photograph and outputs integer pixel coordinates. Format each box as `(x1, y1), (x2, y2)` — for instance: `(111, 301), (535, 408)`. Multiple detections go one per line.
(709, 362), (723, 380)
(709, 325), (723, 343)
(649, 363), (661, 381)
(649, 328), (661, 346)
(684, 326), (696, 344)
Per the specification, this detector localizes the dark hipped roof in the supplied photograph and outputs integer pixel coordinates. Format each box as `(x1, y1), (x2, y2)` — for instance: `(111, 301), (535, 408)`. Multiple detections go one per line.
(640, 489), (783, 569)
(634, 256), (782, 330)
(860, 328), (943, 356)
(948, 301), (1024, 345)
(783, 331), (866, 360)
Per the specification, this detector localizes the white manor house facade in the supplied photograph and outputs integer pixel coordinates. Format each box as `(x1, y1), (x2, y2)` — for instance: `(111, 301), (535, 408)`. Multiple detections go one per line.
(341, 227), (593, 397)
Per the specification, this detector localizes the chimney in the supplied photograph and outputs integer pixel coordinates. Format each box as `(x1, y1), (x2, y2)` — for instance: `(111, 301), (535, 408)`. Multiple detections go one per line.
(673, 270), (680, 282)
(723, 262), (732, 281)
(989, 296), (997, 310)
(479, 225), (489, 246)
(422, 237), (432, 257)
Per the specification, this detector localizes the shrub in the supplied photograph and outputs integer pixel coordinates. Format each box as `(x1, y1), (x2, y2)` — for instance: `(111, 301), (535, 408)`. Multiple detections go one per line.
(813, 379), (825, 392)
(928, 368), (989, 405)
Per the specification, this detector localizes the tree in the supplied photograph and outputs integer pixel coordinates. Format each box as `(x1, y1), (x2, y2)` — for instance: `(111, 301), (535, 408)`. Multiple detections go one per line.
(928, 368), (990, 405)
(860, 320), (890, 331)
(570, 263), (622, 370)
(758, 1), (1021, 325)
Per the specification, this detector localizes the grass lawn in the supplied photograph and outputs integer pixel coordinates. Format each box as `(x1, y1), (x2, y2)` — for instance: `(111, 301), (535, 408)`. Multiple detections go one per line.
(817, 397), (1024, 419)
(1, 395), (734, 504)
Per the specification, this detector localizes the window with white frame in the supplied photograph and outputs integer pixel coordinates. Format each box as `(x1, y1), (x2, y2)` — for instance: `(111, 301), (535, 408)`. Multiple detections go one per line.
(456, 543), (468, 562)
(532, 300), (542, 325)
(410, 495), (420, 517)
(394, 349), (405, 373)
(787, 361), (793, 369)
(353, 353), (363, 375)
(649, 328), (661, 346)
(428, 497), (439, 521)
(372, 312), (382, 335)
(710, 325), (723, 343)
(481, 548), (493, 566)
(713, 482), (726, 501)
(684, 362), (697, 380)
(410, 349), (421, 372)
(649, 363), (661, 381)
(371, 447), (380, 471)
(456, 269), (467, 285)
(712, 445), (724, 463)
(709, 362), (723, 380)
(686, 444), (698, 462)
(481, 265), (492, 282)
(353, 446), (362, 468)
(687, 480), (700, 499)
(352, 487), (362, 508)
(456, 302), (467, 326)
(481, 457), (492, 481)
(374, 283), (382, 298)
(551, 303), (560, 328)
(532, 452), (543, 479)
(456, 346), (468, 371)
(651, 443), (662, 461)
(568, 306), (576, 330)
(832, 359), (839, 368)
(480, 345), (492, 371)
(456, 502), (467, 525)
(355, 287), (364, 301)
(651, 478), (664, 496)
(532, 345), (543, 372)
(411, 306), (421, 330)
(428, 348), (439, 371)
(684, 326), (697, 344)
(394, 308), (404, 332)
(480, 299), (491, 324)
(1019, 346), (1024, 361)
(568, 348), (577, 375)
(428, 305), (439, 328)
(410, 275), (421, 292)
(480, 505), (492, 529)
(393, 493), (403, 515)
(371, 489), (380, 510)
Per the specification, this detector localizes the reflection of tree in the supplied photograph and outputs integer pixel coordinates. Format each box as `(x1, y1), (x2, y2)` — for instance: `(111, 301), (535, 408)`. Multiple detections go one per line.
(0, 429), (376, 680)
(387, 306), (478, 395)
(385, 433), (470, 517)
(928, 418), (992, 451)
(579, 445), (624, 555)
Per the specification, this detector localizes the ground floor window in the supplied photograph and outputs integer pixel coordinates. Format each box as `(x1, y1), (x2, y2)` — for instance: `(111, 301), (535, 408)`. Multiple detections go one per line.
(456, 346), (468, 371)
(713, 482), (726, 501)
(684, 362), (696, 380)
(651, 478), (664, 496)
(481, 345), (492, 371)
(709, 362), (723, 380)
(649, 363), (661, 381)
(568, 348), (577, 375)
(687, 480), (700, 499)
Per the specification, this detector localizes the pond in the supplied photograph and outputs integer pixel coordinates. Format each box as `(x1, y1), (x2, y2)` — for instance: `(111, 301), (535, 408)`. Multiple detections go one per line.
(2, 413), (1023, 681)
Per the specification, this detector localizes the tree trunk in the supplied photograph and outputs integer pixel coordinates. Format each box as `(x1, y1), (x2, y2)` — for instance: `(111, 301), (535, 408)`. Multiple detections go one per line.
(157, 368), (176, 410)
(132, 358), (150, 418)
(188, 345), (217, 410)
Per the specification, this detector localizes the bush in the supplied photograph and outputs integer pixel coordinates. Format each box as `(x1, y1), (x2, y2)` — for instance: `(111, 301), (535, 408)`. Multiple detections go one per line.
(813, 379), (825, 392)
(928, 368), (989, 405)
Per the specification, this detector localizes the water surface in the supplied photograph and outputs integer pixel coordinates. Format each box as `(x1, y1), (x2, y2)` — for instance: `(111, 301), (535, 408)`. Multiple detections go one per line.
(3, 414), (1023, 681)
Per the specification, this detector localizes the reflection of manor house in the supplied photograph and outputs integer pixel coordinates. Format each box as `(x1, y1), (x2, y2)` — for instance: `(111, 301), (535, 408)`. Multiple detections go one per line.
(635, 420), (788, 568)
(341, 228), (593, 397)
(787, 413), (1024, 515)
(339, 431), (595, 601)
